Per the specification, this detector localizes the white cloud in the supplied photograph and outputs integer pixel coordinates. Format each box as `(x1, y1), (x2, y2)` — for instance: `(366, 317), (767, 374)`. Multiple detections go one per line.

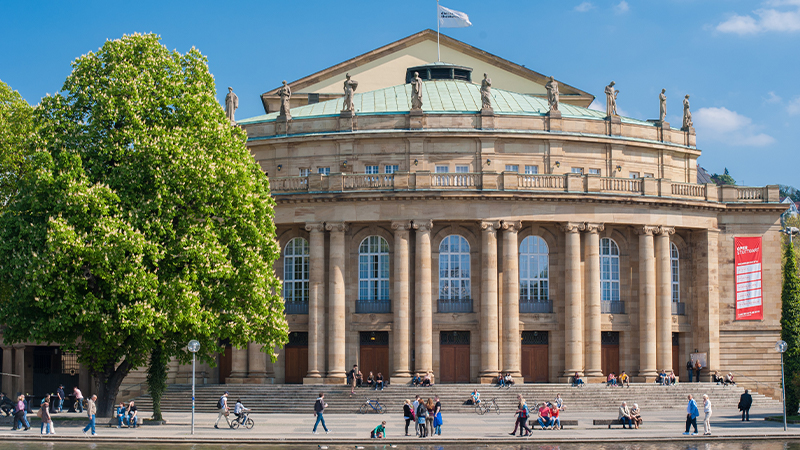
(787, 97), (800, 115)
(615, 1), (629, 14)
(574, 2), (594, 12)
(694, 107), (775, 146)
(765, 91), (782, 103)
(716, 3), (800, 34)
(588, 99), (628, 117)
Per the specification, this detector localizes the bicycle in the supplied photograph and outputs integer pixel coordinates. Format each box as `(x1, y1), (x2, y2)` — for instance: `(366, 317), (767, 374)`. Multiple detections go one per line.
(358, 397), (385, 414)
(230, 409), (254, 429)
(475, 397), (499, 415)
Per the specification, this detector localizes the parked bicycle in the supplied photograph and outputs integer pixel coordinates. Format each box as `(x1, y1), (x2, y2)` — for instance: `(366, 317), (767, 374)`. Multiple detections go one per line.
(231, 409), (254, 429)
(475, 397), (500, 415)
(358, 396), (385, 414)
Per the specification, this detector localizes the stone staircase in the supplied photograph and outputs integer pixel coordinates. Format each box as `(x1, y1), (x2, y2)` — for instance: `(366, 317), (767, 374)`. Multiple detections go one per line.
(130, 382), (781, 414)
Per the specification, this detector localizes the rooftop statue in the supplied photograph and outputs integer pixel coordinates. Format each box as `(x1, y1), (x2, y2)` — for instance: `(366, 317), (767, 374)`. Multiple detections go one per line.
(480, 73), (492, 110)
(278, 80), (292, 120)
(659, 89), (666, 123)
(342, 73), (359, 113)
(683, 94), (693, 130)
(410, 71), (423, 110)
(225, 87), (238, 124)
(545, 76), (560, 112)
(605, 81), (619, 117)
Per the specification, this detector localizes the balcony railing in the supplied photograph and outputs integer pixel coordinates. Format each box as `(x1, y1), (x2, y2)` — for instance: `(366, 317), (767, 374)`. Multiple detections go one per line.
(284, 300), (309, 315)
(672, 302), (686, 315)
(601, 300), (625, 314)
(519, 299), (553, 314)
(438, 298), (473, 313)
(355, 299), (391, 314)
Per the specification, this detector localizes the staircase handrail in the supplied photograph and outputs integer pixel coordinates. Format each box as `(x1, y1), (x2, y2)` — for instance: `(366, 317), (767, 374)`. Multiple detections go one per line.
(729, 371), (779, 393)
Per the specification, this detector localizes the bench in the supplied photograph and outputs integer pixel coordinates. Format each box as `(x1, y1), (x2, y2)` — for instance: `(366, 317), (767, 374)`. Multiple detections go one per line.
(529, 419), (578, 429)
(106, 416), (140, 428)
(593, 419), (632, 428)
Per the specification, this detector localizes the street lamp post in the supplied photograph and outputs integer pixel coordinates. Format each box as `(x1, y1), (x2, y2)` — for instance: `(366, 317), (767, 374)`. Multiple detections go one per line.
(781, 226), (800, 244)
(187, 340), (201, 435)
(776, 340), (788, 431)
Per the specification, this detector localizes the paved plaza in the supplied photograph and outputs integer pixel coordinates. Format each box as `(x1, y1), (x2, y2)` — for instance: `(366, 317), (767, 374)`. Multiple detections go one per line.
(2, 407), (800, 445)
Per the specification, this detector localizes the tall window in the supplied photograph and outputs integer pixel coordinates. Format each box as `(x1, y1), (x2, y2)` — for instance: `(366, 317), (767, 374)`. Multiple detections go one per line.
(519, 236), (549, 301)
(359, 236), (390, 301)
(283, 238), (309, 302)
(439, 235), (471, 299)
(299, 168), (310, 177)
(671, 243), (680, 303)
(600, 238), (620, 302)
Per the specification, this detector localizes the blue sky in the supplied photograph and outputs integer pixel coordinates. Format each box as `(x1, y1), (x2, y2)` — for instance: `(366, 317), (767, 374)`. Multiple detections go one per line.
(1, 0), (798, 188)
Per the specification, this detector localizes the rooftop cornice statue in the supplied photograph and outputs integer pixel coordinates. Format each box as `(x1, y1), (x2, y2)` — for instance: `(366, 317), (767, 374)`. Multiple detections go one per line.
(410, 71), (423, 111)
(683, 94), (693, 130)
(545, 76), (560, 112)
(342, 73), (359, 113)
(225, 86), (238, 124)
(605, 81), (619, 117)
(480, 73), (492, 111)
(659, 89), (667, 123)
(278, 80), (292, 120)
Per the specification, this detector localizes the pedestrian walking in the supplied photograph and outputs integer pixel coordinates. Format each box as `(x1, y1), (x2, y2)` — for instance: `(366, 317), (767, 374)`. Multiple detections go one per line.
(403, 399), (414, 436)
(312, 392), (330, 434)
(13, 394), (29, 431)
(214, 391), (229, 429)
(433, 395), (442, 435)
(55, 385), (65, 413)
(739, 389), (752, 421)
(702, 394), (712, 435)
(73, 387), (84, 413)
(683, 394), (699, 435)
(415, 398), (428, 437)
(82, 394), (98, 436)
(39, 401), (55, 434)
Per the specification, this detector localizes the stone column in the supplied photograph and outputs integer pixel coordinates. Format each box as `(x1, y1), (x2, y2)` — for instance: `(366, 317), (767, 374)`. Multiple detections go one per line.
(305, 222), (326, 382)
(2, 346), (12, 395)
(247, 343), (268, 383)
(326, 222), (348, 381)
(413, 220), (434, 375)
(227, 345), (248, 383)
(501, 221), (522, 379)
(479, 220), (501, 381)
(582, 223), (604, 378)
(560, 222), (583, 378)
(696, 229), (720, 380)
(656, 227), (676, 373)
(637, 226), (659, 380)
(14, 345), (26, 395)
(391, 221), (413, 383)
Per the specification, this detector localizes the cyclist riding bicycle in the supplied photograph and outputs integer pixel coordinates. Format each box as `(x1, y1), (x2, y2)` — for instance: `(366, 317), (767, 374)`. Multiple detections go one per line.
(233, 399), (250, 422)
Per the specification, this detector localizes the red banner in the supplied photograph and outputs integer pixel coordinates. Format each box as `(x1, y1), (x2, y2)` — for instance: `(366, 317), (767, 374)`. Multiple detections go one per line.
(734, 237), (763, 321)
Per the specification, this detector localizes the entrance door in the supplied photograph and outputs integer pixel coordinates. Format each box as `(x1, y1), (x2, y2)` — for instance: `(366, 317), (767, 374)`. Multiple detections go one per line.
(32, 347), (79, 402)
(219, 344), (232, 384)
(284, 332), (309, 384)
(359, 332), (389, 380)
(672, 332), (680, 376)
(521, 331), (549, 382)
(601, 332), (620, 376)
(439, 331), (470, 383)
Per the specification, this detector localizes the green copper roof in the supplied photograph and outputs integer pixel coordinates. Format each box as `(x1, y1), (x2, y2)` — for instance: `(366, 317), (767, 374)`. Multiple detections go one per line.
(237, 80), (652, 126)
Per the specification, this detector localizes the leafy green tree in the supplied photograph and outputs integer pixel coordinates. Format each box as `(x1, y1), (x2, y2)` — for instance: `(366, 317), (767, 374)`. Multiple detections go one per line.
(711, 168), (736, 186)
(146, 344), (169, 422)
(0, 80), (36, 212)
(781, 238), (800, 414)
(0, 34), (288, 417)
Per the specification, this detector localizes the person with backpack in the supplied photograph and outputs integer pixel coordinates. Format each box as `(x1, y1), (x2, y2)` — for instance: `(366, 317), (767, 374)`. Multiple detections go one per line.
(403, 399), (414, 436)
(214, 391), (229, 429)
(415, 397), (428, 437)
(312, 392), (330, 434)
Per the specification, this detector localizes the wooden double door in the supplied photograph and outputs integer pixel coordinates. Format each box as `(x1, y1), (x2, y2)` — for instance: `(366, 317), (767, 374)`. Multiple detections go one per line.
(521, 331), (549, 382)
(439, 331), (470, 383)
(601, 332), (620, 376)
(284, 332), (308, 384)
(359, 331), (389, 380)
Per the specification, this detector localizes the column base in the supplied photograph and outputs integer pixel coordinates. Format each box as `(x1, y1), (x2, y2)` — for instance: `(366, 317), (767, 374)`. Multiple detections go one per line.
(303, 377), (326, 385)
(243, 376), (273, 385)
(390, 376), (412, 386)
(585, 376), (608, 384)
(323, 376), (347, 385)
(225, 377), (247, 384)
(633, 376), (658, 383)
(478, 376), (499, 384)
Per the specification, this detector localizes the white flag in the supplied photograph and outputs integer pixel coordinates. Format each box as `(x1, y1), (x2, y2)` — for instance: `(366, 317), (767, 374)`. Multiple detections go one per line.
(438, 4), (472, 28)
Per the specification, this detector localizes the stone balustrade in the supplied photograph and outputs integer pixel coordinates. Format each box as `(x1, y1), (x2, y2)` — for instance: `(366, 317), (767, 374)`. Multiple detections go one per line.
(267, 172), (779, 203)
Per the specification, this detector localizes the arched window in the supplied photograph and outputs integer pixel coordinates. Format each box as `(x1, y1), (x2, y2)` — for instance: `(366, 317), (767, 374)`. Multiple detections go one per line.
(358, 236), (390, 301)
(519, 236), (549, 302)
(439, 235), (471, 299)
(671, 243), (680, 303)
(600, 238), (620, 302)
(283, 238), (309, 303)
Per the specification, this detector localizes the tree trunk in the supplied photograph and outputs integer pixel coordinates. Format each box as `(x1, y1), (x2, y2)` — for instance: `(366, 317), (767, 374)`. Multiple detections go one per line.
(92, 360), (132, 418)
(147, 345), (169, 421)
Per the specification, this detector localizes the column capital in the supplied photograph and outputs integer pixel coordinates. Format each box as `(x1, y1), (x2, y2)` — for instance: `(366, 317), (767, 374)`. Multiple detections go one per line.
(635, 225), (660, 236)
(580, 222), (605, 234)
(305, 222), (325, 233)
(412, 219), (433, 232)
(558, 222), (582, 233)
(656, 226), (676, 236)
(501, 220), (522, 232)
(479, 220), (501, 232)
(325, 222), (349, 232)
(391, 220), (413, 231)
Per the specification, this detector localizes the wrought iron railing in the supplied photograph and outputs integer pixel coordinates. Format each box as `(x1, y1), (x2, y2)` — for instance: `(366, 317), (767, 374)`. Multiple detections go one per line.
(438, 298), (473, 313)
(284, 300), (309, 315)
(519, 299), (553, 314)
(355, 299), (391, 314)
(672, 302), (686, 315)
(601, 300), (625, 314)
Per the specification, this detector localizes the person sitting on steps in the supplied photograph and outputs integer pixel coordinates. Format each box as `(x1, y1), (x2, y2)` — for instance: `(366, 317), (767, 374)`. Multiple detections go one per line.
(504, 373), (514, 387)
(497, 372), (505, 387)
(607, 372), (617, 387)
(618, 371), (630, 388)
(712, 371), (723, 385)
(411, 373), (422, 387)
(572, 372), (585, 387)
(366, 371), (375, 389)
(470, 389), (481, 405)
(724, 373), (736, 386)
(374, 372), (385, 391)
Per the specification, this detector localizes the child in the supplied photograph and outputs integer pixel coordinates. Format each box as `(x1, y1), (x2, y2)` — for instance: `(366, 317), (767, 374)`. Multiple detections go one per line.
(234, 399), (249, 422)
(371, 421), (386, 438)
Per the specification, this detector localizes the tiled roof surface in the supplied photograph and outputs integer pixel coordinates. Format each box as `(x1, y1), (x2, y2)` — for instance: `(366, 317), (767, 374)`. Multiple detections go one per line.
(238, 80), (652, 126)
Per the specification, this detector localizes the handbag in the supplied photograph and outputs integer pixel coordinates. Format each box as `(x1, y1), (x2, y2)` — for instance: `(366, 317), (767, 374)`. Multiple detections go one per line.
(36, 408), (43, 418)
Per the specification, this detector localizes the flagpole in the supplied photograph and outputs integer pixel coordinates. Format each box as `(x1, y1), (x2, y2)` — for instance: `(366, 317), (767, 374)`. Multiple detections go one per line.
(437, 0), (440, 62)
